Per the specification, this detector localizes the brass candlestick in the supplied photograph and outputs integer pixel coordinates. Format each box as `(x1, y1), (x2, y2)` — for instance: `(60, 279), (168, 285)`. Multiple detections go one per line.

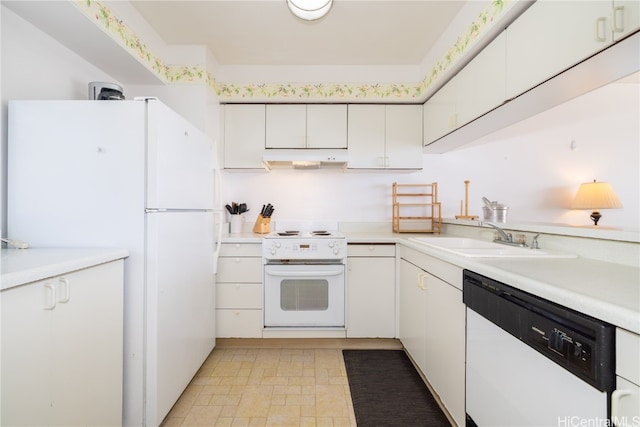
(455, 180), (479, 220)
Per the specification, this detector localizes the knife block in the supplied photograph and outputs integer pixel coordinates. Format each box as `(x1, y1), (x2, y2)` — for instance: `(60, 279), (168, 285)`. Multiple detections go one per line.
(253, 215), (271, 234)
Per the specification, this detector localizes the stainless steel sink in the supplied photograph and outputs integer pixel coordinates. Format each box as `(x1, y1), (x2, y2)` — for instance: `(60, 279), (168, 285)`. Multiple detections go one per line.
(408, 237), (577, 258)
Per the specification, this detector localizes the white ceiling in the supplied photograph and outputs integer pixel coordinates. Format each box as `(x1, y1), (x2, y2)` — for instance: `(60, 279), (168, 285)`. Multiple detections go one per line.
(129, 0), (467, 66)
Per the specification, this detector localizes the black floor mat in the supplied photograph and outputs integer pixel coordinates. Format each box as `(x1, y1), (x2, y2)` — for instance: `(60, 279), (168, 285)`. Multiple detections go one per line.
(343, 349), (451, 427)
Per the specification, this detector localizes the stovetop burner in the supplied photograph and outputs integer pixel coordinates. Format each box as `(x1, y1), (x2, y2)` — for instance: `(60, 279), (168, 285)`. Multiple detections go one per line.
(268, 230), (343, 239)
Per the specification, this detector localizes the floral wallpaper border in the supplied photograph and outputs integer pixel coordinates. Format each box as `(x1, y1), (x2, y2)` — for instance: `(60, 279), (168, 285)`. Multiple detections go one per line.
(74, 0), (509, 102)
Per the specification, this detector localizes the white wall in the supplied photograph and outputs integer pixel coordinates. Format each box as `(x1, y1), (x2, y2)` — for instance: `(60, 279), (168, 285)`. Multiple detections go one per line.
(0, 6), (118, 236)
(0, 6), (219, 237)
(2, 3), (638, 234)
(222, 80), (639, 230)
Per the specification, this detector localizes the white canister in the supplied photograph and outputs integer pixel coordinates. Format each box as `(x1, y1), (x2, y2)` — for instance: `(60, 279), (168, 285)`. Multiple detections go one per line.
(230, 215), (244, 233)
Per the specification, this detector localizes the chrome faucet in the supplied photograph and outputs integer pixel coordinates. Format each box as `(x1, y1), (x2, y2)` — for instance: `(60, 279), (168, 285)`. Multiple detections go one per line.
(531, 233), (541, 250)
(483, 222), (527, 247)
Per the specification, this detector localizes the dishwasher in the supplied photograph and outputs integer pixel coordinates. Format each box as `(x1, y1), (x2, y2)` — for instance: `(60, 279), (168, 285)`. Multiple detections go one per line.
(463, 270), (615, 427)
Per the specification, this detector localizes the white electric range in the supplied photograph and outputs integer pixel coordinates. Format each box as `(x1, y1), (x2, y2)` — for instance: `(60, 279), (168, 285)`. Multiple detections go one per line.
(262, 222), (346, 327)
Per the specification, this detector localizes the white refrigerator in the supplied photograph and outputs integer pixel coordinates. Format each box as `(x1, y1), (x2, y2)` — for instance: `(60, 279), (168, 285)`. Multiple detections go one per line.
(7, 99), (223, 426)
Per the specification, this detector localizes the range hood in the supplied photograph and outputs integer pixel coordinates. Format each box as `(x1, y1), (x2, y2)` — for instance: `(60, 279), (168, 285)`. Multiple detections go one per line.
(262, 149), (348, 170)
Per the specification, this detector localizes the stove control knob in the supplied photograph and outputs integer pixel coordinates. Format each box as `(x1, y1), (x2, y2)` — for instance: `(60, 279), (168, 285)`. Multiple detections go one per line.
(333, 248), (340, 255)
(275, 242), (281, 248)
(328, 241), (335, 248)
(270, 248), (277, 255)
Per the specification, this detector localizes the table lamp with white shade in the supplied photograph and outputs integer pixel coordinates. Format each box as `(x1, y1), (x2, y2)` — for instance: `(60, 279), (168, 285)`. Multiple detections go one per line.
(571, 180), (623, 226)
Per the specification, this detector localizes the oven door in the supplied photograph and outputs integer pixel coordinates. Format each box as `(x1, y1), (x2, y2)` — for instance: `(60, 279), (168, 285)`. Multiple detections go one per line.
(264, 263), (345, 327)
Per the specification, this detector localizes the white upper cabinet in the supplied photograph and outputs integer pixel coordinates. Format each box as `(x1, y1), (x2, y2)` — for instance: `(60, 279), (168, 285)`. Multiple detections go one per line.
(424, 0), (639, 150)
(423, 32), (506, 145)
(348, 104), (423, 170)
(347, 105), (386, 168)
(385, 105), (424, 169)
(265, 104), (347, 149)
(423, 77), (458, 144)
(613, 0), (640, 41)
(265, 104), (306, 148)
(506, 1), (615, 99)
(307, 104), (348, 148)
(223, 104), (266, 169)
(455, 32), (506, 127)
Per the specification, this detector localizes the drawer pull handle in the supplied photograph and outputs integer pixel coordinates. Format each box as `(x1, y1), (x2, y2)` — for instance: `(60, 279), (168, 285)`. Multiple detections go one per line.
(56, 278), (70, 303)
(611, 388), (632, 423)
(418, 273), (428, 290)
(43, 283), (56, 310)
(613, 6), (625, 33)
(594, 17), (607, 42)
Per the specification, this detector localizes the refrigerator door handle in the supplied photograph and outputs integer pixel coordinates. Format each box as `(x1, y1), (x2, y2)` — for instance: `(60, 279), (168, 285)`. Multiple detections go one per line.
(213, 209), (224, 274)
(212, 153), (224, 275)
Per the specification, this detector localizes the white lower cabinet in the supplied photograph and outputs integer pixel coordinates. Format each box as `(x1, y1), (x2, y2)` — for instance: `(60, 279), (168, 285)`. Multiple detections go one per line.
(1, 260), (124, 426)
(613, 328), (640, 425)
(216, 243), (263, 338)
(346, 243), (396, 338)
(399, 246), (465, 426)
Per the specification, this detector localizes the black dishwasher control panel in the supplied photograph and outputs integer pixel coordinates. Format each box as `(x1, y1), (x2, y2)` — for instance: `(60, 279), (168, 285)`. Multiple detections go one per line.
(463, 269), (615, 393)
(528, 312), (594, 378)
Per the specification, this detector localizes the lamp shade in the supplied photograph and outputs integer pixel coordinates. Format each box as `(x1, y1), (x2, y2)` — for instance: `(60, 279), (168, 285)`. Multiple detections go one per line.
(287, 0), (333, 21)
(571, 180), (623, 210)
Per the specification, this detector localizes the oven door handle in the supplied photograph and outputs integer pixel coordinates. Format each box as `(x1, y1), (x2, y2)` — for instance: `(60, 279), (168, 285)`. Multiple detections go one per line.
(265, 269), (344, 278)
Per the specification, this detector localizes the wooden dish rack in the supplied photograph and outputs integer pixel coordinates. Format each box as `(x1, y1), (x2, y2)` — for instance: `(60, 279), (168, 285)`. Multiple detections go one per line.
(392, 182), (442, 233)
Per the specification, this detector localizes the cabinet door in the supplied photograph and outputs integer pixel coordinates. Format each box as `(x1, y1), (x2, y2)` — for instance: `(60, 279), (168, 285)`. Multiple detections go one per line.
(613, 0), (640, 41)
(398, 259), (427, 373)
(265, 104), (306, 148)
(347, 104), (386, 168)
(455, 32), (506, 127)
(423, 79), (457, 145)
(1, 261), (124, 426)
(224, 104), (266, 169)
(422, 271), (466, 427)
(1, 281), (54, 426)
(506, 1), (612, 99)
(347, 255), (395, 338)
(50, 261), (124, 425)
(385, 105), (423, 169)
(307, 104), (347, 148)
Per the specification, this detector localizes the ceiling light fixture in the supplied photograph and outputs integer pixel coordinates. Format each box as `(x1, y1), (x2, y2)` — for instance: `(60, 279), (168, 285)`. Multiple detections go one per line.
(571, 180), (623, 226)
(287, 0), (333, 21)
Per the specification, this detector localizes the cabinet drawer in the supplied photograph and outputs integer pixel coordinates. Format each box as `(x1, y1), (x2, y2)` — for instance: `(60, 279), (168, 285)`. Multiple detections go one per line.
(216, 309), (263, 338)
(217, 257), (262, 283)
(616, 328), (640, 384)
(216, 283), (262, 309)
(400, 245), (462, 290)
(347, 244), (395, 257)
(220, 243), (262, 257)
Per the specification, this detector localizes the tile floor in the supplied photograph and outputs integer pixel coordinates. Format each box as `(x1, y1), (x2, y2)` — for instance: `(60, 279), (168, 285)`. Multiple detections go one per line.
(160, 338), (403, 427)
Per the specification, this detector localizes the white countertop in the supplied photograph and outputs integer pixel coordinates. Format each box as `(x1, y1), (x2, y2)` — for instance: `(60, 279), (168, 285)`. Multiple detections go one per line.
(1, 248), (129, 291)
(223, 230), (640, 334)
(399, 238), (640, 334)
